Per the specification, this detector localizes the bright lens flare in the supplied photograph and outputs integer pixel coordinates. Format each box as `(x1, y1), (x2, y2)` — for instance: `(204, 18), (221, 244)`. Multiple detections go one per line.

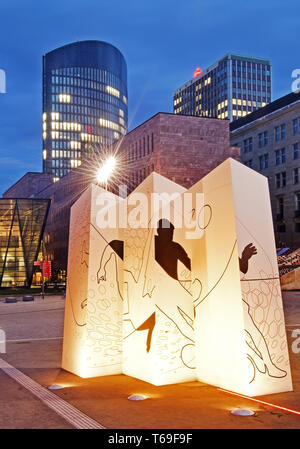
(96, 156), (116, 183)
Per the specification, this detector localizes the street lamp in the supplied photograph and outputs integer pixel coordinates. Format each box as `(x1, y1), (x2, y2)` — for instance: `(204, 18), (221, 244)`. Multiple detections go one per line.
(96, 156), (116, 189)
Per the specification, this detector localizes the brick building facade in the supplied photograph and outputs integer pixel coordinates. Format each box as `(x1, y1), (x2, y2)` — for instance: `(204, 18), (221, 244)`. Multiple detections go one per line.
(117, 113), (239, 191)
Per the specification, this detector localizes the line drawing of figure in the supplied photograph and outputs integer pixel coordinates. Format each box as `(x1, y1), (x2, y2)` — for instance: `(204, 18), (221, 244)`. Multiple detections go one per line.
(97, 239), (124, 303)
(123, 219), (201, 357)
(239, 243), (287, 380)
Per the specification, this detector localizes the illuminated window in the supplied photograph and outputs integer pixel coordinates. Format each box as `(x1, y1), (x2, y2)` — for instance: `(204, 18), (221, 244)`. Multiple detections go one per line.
(106, 85), (120, 98)
(119, 109), (124, 117)
(51, 112), (59, 121)
(43, 150), (47, 160)
(123, 95), (127, 104)
(58, 94), (71, 103)
(99, 118), (120, 131)
(70, 141), (81, 150)
(43, 113), (47, 121)
(43, 132), (47, 140)
(71, 159), (81, 168)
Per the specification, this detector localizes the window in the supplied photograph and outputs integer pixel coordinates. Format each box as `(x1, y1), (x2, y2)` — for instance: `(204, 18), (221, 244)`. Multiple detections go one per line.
(275, 125), (285, 141)
(277, 224), (286, 233)
(293, 118), (298, 135)
(258, 131), (268, 147)
(294, 143), (299, 159)
(259, 154), (268, 169)
(296, 193), (300, 212)
(245, 159), (253, 168)
(282, 171), (286, 187)
(276, 172), (286, 188)
(278, 197), (284, 218)
(294, 168), (299, 184)
(243, 137), (253, 153)
(248, 136), (253, 151)
(275, 148), (286, 165)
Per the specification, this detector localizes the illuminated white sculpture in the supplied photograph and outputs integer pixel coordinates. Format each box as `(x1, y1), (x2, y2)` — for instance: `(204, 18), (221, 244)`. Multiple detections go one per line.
(62, 160), (292, 396)
(122, 172), (198, 385)
(190, 158), (292, 396)
(62, 184), (124, 378)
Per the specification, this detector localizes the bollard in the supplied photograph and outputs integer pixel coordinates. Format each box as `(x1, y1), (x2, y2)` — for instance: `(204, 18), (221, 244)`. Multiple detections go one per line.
(23, 296), (34, 302)
(5, 297), (17, 304)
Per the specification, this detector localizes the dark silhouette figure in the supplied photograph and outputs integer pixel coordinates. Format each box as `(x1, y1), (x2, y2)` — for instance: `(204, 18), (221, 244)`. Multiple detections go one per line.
(109, 240), (124, 260)
(155, 219), (191, 279)
(136, 219), (193, 352)
(239, 243), (257, 274)
(136, 312), (156, 352)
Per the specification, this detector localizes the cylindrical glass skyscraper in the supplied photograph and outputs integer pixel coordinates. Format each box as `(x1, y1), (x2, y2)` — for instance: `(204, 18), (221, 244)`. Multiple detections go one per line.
(42, 40), (128, 179)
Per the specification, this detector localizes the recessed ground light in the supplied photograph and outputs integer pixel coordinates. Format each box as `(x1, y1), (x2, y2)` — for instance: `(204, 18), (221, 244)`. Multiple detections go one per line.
(48, 384), (65, 390)
(128, 394), (147, 401)
(231, 408), (255, 416)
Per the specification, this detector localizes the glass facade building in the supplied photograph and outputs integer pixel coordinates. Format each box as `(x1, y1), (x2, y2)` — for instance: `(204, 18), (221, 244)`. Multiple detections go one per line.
(0, 199), (50, 288)
(42, 40), (128, 180)
(173, 54), (272, 122)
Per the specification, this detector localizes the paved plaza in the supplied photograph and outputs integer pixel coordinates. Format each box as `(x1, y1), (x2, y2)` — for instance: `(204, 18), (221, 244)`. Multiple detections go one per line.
(0, 292), (300, 429)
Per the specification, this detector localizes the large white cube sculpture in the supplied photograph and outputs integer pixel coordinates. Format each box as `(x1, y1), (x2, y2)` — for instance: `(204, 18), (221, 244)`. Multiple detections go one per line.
(62, 184), (124, 378)
(190, 158), (292, 396)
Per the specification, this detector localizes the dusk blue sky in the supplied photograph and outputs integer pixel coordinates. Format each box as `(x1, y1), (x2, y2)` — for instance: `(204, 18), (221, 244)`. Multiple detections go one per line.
(0, 0), (298, 194)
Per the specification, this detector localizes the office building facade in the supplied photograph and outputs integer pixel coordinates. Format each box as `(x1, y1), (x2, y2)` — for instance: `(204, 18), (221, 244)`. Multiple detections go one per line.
(230, 91), (300, 248)
(0, 198), (50, 288)
(43, 40), (128, 180)
(174, 53), (271, 122)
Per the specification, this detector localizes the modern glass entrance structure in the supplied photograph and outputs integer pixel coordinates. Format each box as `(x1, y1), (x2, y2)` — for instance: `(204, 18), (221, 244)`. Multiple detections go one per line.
(0, 199), (50, 288)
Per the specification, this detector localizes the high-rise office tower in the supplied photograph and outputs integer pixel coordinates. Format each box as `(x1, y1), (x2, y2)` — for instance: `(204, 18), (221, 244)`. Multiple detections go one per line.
(173, 54), (271, 122)
(42, 40), (128, 180)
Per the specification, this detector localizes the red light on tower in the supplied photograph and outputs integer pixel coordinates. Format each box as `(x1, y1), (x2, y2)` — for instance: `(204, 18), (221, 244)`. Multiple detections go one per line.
(193, 67), (202, 78)
(87, 125), (91, 134)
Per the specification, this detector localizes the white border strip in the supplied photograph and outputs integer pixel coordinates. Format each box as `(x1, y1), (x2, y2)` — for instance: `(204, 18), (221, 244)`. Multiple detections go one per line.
(0, 358), (105, 429)
(7, 337), (63, 342)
